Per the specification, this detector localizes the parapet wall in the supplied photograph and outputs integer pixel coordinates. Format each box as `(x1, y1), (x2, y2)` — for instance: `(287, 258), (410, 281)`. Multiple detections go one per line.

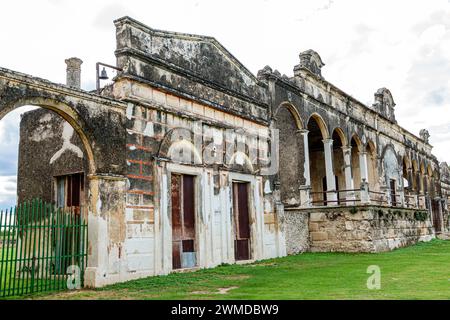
(285, 206), (435, 254)
(284, 210), (310, 254)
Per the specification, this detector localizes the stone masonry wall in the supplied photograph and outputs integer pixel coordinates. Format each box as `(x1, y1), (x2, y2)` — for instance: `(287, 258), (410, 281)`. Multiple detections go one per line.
(18, 108), (87, 204)
(284, 210), (310, 254)
(307, 206), (434, 253)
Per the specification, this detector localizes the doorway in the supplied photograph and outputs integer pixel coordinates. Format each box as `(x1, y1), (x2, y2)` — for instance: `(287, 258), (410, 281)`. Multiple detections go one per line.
(432, 200), (442, 233)
(55, 172), (85, 215)
(171, 174), (197, 270)
(390, 179), (397, 206)
(233, 182), (251, 261)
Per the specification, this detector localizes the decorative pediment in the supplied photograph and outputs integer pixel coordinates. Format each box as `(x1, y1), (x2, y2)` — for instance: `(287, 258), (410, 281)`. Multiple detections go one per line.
(419, 129), (430, 144)
(114, 16), (264, 102)
(294, 49), (325, 78)
(375, 88), (395, 108)
(440, 162), (450, 180)
(373, 88), (396, 122)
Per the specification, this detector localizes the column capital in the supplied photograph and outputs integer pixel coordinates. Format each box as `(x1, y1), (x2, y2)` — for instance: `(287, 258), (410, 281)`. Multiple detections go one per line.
(341, 145), (352, 153)
(322, 138), (333, 145)
(296, 129), (309, 135)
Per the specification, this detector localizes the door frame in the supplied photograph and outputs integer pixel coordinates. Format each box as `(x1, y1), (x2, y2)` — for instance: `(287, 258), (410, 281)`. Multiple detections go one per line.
(165, 164), (202, 271)
(53, 171), (86, 216)
(228, 172), (262, 263)
(232, 181), (252, 261)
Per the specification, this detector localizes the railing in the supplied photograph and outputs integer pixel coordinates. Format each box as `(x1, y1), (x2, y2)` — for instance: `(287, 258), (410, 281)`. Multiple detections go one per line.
(311, 189), (362, 206)
(0, 199), (87, 298)
(367, 190), (387, 205)
(390, 193), (403, 207)
(404, 194), (418, 209)
(308, 187), (426, 210)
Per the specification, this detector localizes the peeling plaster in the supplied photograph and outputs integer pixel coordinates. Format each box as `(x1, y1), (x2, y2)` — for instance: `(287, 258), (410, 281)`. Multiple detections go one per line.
(49, 122), (83, 164)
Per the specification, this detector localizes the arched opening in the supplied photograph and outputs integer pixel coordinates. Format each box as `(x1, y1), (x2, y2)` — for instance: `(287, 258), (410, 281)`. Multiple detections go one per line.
(331, 128), (347, 204)
(307, 114), (328, 206)
(366, 141), (378, 191)
(273, 104), (304, 206)
(350, 135), (362, 192)
(0, 100), (94, 211)
(381, 145), (400, 206)
(229, 152), (254, 173)
(402, 157), (410, 189)
(432, 170), (440, 198)
(426, 164), (433, 195)
(402, 156), (414, 207)
(159, 127), (202, 165)
(0, 97), (95, 174)
(420, 162), (426, 194)
(428, 167), (435, 198)
(412, 160), (419, 192)
(0, 99), (94, 291)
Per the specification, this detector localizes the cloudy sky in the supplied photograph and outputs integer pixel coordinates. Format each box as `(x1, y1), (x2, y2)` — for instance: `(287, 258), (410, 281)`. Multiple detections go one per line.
(1, 0), (450, 207)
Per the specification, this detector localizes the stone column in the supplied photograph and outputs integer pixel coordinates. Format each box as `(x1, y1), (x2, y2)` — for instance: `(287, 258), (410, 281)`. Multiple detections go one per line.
(323, 138), (337, 205)
(419, 173), (425, 209)
(84, 174), (127, 288)
(65, 57), (83, 89)
(298, 129), (311, 207)
(359, 151), (369, 183)
(397, 168), (405, 207)
(405, 168), (414, 207)
(299, 130), (311, 186)
(415, 171), (421, 193)
(359, 151), (370, 204)
(342, 146), (354, 205)
(407, 168), (413, 190)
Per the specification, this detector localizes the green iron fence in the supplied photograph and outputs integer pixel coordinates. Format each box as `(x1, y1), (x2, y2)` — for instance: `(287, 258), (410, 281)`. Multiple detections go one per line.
(0, 199), (87, 298)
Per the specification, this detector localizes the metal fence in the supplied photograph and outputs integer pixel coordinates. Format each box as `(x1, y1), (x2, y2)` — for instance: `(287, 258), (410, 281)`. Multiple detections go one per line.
(0, 199), (87, 298)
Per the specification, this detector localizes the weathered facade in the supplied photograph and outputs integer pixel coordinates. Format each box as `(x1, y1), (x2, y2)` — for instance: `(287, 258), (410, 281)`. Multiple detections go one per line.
(0, 16), (446, 287)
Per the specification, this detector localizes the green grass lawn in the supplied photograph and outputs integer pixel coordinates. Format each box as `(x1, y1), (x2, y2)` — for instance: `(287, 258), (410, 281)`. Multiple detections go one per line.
(12, 239), (450, 300)
(1, 247), (67, 298)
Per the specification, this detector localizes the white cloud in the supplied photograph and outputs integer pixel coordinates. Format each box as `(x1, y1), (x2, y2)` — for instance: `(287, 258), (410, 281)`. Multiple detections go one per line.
(0, 176), (17, 208)
(0, 107), (37, 207)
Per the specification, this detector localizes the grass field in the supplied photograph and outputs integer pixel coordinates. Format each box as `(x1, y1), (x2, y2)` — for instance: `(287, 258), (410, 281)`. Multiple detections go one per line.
(1, 247), (68, 298)
(10, 239), (450, 300)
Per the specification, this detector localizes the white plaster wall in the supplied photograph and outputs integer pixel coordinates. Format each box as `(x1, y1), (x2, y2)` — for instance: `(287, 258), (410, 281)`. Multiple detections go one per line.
(151, 164), (285, 274)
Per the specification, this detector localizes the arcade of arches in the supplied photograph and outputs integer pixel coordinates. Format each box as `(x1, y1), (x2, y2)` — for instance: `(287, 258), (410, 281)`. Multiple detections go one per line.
(276, 108), (438, 212)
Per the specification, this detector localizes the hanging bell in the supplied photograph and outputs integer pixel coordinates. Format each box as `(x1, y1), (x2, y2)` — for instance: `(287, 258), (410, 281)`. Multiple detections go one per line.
(99, 67), (109, 80)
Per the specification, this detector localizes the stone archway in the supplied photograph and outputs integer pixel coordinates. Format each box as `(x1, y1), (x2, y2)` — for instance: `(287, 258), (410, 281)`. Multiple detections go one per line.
(0, 67), (129, 288)
(307, 113), (330, 206)
(0, 97), (96, 174)
(273, 103), (305, 206)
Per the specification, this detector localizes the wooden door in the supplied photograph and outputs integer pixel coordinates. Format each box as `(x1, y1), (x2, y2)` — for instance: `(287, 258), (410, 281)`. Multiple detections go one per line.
(233, 182), (251, 261)
(171, 174), (196, 270)
(432, 200), (442, 233)
(390, 179), (397, 206)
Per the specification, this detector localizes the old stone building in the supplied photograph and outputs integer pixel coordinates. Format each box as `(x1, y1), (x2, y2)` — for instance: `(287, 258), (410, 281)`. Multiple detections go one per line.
(0, 16), (447, 287)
